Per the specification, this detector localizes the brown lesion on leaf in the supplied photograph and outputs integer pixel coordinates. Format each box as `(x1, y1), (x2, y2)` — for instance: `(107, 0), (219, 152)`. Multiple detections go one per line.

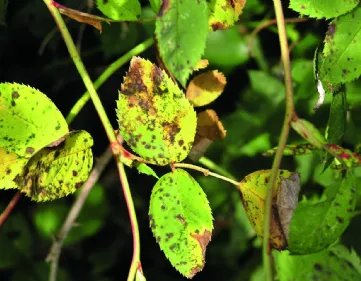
(163, 120), (181, 144)
(151, 65), (167, 96)
(158, 0), (170, 17)
(12, 91), (20, 99)
(175, 214), (187, 225)
(188, 229), (212, 278)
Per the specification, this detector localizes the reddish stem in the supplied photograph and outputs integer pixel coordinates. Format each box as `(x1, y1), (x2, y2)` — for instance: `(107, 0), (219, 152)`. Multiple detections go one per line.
(0, 191), (22, 227)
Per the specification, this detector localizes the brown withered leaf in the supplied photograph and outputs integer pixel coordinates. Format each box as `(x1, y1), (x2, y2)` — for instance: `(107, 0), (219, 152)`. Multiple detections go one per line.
(189, 110), (226, 161)
(186, 70), (226, 107)
(56, 4), (112, 31)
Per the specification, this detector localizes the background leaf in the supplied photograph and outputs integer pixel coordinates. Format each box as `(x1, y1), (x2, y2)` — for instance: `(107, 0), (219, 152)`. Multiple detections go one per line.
(155, 0), (209, 86)
(96, 0), (141, 21)
(289, 173), (356, 254)
(289, 0), (359, 19)
(116, 57), (197, 165)
(275, 245), (361, 281)
(149, 169), (213, 278)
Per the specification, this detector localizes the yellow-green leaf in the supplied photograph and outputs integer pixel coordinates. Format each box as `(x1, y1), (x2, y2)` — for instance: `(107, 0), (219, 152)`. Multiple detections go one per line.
(116, 57), (197, 166)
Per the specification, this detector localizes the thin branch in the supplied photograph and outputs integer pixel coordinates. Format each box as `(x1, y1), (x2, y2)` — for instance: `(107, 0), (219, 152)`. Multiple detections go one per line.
(173, 163), (239, 187)
(248, 18), (307, 57)
(46, 147), (112, 281)
(0, 191), (22, 227)
(263, 2), (296, 281)
(198, 157), (237, 181)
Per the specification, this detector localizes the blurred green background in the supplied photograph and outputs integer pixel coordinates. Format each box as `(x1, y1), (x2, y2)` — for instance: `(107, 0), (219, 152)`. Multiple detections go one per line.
(1, 0), (361, 280)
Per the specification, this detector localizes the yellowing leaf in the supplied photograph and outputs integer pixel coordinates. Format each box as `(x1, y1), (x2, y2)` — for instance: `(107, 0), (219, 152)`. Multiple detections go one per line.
(186, 70), (226, 107)
(116, 57), (197, 166)
(208, 0), (246, 30)
(0, 147), (27, 190)
(239, 170), (300, 250)
(149, 169), (213, 278)
(17, 130), (94, 202)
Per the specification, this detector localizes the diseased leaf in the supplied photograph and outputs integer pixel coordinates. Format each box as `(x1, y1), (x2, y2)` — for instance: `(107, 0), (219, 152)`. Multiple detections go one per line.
(156, 0), (209, 86)
(324, 144), (361, 168)
(263, 143), (316, 157)
(208, 0), (246, 30)
(0, 83), (69, 158)
(56, 3), (112, 31)
(289, 0), (359, 19)
(291, 118), (326, 149)
(186, 70), (226, 107)
(149, 169), (213, 278)
(189, 110), (226, 162)
(96, 0), (141, 21)
(116, 57), (197, 166)
(320, 8), (361, 83)
(0, 147), (28, 190)
(288, 173), (356, 254)
(135, 162), (159, 179)
(16, 130), (94, 202)
(275, 245), (361, 281)
(239, 169), (300, 250)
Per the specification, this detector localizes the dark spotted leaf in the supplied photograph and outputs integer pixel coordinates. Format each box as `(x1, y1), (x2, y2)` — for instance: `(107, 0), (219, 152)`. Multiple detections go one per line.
(208, 0), (246, 30)
(320, 7), (361, 83)
(0, 83), (68, 158)
(263, 143), (316, 157)
(17, 130), (94, 202)
(275, 245), (361, 281)
(116, 57), (197, 166)
(149, 169), (213, 278)
(0, 147), (28, 190)
(155, 0), (209, 86)
(96, 0), (141, 21)
(186, 70), (226, 107)
(289, 0), (359, 19)
(288, 173), (356, 254)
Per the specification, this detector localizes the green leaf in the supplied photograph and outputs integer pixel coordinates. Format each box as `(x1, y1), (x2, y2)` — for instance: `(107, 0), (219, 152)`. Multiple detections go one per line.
(0, 0), (7, 26)
(324, 88), (347, 170)
(116, 57), (197, 166)
(149, 0), (161, 14)
(135, 162), (159, 179)
(17, 130), (94, 202)
(320, 7), (361, 83)
(204, 26), (249, 68)
(96, 0), (141, 21)
(275, 245), (361, 281)
(149, 169), (213, 278)
(0, 83), (69, 158)
(186, 70), (226, 107)
(291, 118), (326, 148)
(208, 0), (246, 30)
(155, 0), (209, 86)
(289, 0), (359, 19)
(289, 173), (356, 254)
